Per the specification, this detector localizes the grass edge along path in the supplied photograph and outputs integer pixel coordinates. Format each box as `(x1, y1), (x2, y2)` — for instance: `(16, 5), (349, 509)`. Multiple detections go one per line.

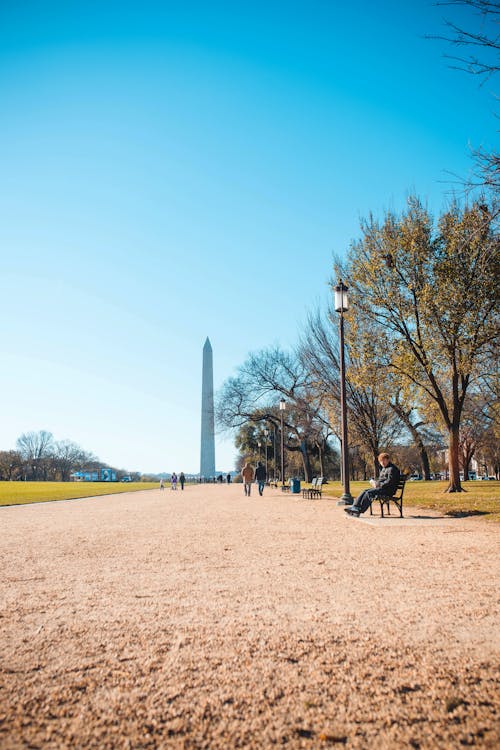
(320, 479), (500, 522)
(2, 480), (499, 522)
(0, 481), (158, 507)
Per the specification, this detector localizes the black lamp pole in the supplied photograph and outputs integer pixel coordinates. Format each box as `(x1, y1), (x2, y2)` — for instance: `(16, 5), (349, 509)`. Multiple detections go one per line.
(335, 281), (353, 505)
(273, 428), (277, 481)
(279, 398), (286, 486)
(264, 428), (269, 480)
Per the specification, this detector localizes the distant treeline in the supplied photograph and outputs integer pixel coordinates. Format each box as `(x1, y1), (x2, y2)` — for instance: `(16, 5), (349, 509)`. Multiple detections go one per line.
(0, 430), (142, 482)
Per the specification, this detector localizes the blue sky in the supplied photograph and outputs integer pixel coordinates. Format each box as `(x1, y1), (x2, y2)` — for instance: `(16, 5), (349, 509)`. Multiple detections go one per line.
(0, 1), (496, 474)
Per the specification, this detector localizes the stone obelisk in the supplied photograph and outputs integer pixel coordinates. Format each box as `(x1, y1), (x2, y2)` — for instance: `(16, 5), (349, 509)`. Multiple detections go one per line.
(200, 337), (216, 478)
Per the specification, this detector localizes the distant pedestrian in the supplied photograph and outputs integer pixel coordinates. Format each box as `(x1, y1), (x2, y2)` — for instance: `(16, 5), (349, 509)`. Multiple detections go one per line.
(179, 472), (185, 490)
(171, 472), (177, 490)
(241, 462), (254, 496)
(159, 478), (164, 490)
(226, 473), (231, 484)
(255, 461), (266, 496)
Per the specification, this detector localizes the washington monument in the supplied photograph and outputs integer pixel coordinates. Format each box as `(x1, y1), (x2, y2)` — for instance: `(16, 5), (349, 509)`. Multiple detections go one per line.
(200, 337), (216, 477)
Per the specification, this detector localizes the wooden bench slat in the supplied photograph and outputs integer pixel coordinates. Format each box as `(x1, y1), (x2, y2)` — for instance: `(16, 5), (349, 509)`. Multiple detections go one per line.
(369, 475), (407, 518)
(302, 477), (324, 499)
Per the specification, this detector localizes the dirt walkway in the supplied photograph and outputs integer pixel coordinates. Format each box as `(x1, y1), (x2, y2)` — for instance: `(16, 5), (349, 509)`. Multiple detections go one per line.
(1, 484), (499, 748)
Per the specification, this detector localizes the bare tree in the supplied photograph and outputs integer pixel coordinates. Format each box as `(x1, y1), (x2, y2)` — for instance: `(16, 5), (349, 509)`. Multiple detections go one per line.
(52, 440), (98, 482)
(390, 389), (441, 480)
(429, 0), (499, 195)
(16, 430), (55, 479)
(432, 0), (499, 80)
(299, 310), (403, 476)
(0, 450), (23, 481)
(216, 347), (331, 481)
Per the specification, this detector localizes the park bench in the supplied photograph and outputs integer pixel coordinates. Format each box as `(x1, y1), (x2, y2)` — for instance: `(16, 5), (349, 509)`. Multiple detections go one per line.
(302, 477), (324, 499)
(369, 475), (407, 518)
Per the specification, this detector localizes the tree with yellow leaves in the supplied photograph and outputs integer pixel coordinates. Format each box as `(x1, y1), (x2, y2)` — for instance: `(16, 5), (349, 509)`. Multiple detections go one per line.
(341, 197), (499, 492)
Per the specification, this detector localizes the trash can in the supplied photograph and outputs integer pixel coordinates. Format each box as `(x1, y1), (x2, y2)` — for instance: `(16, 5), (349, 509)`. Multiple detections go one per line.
(290, 478), (301, 494)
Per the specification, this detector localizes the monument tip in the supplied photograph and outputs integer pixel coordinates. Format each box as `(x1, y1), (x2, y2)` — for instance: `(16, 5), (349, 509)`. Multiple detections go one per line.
(203, 337), (212, 350)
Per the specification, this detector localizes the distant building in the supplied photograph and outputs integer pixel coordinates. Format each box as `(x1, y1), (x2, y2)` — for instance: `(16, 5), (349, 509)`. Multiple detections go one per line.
(72, 469), (117, 482)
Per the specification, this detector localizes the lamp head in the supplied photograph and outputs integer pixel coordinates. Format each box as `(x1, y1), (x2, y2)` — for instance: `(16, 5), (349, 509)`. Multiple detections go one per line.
(334, 281), (349, 313)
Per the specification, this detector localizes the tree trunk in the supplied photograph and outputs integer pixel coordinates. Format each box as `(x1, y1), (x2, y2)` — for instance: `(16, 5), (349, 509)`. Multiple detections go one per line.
(391, 402), (432, 480)
(318, 444), (324, 478)
(420, 446), (431, 481)
(462, 457), (470, 482)
(300, 441), (312, 482)
(447, 425), (464, 492)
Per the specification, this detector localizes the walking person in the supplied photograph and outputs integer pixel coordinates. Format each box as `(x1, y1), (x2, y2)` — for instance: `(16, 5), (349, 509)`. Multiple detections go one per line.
(171, 472), (177, 490)
(159, 478), (164, 490)
(179, 472), (185, 490)
(241, 462), (254, 497)
(345, 452), (401, 517)
(255, 461), (266, 496)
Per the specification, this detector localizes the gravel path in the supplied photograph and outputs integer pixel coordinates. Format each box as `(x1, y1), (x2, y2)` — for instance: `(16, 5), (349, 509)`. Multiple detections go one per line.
(1, 483), (499, 749)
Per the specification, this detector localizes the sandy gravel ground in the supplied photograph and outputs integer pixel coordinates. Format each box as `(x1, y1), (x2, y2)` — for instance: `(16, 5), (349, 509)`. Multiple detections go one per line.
(0, 483), (499, 749)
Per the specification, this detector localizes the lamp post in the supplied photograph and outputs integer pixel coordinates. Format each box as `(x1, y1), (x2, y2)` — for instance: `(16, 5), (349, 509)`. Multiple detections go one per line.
(279, 398), (286, 486)
(334, 281), (353, 505)
(257, 441), (262, 462)
(272, 428), (277, 481)
(263, 428), (269, 481)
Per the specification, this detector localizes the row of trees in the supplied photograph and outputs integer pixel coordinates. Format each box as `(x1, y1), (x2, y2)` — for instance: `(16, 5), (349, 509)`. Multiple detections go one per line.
(217, 2), (499, 493)
(0, 430), (140, 482)
(217, 201), (498, 490)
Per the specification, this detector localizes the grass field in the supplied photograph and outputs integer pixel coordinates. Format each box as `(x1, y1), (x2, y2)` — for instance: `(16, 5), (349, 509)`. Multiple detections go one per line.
(321, 479), (500, 521)
(0, 481), (158, 507)
(1, 480), (498, 521)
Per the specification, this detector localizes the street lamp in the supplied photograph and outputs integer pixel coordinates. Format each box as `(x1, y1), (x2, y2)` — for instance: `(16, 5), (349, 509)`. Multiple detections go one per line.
(257, 441), (262, 461)
(273, 428), (277, 481)
(279, 398), (286, 487)
(263, 428), (269, 481)
(334, 281), (353, 505)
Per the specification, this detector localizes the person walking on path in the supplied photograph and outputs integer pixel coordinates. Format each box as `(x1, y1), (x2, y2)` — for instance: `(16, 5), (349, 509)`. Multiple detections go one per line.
(255, 461), (266, 496)
(171, 473), (178, 490)
(159, 478), (164, 490)
(345, 452), (400, 517)
(179, 472), (185, 490)
(241, 462), (255, 497)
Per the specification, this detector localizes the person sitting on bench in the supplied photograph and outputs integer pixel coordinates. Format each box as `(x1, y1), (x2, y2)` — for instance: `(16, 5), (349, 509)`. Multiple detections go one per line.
(345, 452), (401, 517)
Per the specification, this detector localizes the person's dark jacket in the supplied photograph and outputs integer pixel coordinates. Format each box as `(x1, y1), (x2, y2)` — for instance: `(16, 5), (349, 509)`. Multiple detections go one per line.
(255, 464), (266, 481)
(377, 463), (401, 495)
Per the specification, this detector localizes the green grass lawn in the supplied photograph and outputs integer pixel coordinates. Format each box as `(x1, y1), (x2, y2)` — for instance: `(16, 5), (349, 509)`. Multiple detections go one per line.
(320, 479), (500, 521)
(0, 481), (158, 507)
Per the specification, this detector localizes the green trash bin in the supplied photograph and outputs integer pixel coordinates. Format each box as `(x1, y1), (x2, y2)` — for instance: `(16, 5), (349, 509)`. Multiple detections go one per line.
(290, 478), (301, 494)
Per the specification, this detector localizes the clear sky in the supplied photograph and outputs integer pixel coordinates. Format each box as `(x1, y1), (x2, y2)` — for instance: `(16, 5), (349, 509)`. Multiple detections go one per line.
(0, 1), (496, 474)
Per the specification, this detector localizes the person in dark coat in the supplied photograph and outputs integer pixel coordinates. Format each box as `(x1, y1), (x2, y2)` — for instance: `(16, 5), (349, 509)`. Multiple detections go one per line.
(345, 453), (400, 517)
(255, 461), (267, 496)
(179, 472), (185, 490)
